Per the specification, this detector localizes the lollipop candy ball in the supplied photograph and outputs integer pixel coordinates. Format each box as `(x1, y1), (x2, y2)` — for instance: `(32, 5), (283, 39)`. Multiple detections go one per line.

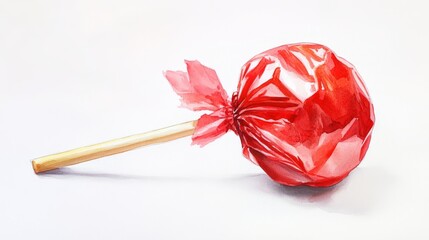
(232, 43), (375, 187)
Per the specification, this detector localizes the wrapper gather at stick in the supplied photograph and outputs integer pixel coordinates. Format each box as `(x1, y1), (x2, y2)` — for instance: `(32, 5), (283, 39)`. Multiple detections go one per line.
(32, 43), (375, 187)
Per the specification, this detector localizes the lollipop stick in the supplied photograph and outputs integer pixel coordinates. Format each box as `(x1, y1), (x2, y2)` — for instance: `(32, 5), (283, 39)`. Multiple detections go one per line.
(32, 120), (197, 174)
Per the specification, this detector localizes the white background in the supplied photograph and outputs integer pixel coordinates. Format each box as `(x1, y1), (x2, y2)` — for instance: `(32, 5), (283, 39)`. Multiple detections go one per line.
(1, 0), (428, 239)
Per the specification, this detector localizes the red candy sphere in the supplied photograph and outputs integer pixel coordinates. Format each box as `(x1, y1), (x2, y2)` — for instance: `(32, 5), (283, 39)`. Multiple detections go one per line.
(232, 43), (375, 186)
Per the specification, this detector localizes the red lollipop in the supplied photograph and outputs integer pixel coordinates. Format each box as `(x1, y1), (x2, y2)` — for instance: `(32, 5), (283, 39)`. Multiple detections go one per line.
(32, 43), (375, 187)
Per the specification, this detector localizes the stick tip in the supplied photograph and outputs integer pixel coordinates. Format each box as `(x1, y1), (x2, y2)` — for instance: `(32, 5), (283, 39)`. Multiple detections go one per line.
(32, 160), (40, 174)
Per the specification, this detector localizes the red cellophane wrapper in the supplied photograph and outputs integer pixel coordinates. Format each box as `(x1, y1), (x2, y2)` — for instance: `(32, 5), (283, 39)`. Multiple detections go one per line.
(165, 43), (375, 187)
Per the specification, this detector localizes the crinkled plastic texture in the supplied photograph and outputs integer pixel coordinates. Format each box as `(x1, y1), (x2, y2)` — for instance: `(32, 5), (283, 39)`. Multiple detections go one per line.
(165, 43), (375, 187)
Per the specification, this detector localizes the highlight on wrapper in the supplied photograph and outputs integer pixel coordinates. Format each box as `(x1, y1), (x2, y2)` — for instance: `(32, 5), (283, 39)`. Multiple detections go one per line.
(32, 43), (375, 187)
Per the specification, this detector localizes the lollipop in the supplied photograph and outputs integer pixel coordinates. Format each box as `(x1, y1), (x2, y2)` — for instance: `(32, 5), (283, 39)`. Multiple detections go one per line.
(32, 43), (375, 187)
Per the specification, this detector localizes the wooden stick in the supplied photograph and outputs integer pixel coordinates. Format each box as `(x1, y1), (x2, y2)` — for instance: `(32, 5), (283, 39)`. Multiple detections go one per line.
(32, 120), (197, 174)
